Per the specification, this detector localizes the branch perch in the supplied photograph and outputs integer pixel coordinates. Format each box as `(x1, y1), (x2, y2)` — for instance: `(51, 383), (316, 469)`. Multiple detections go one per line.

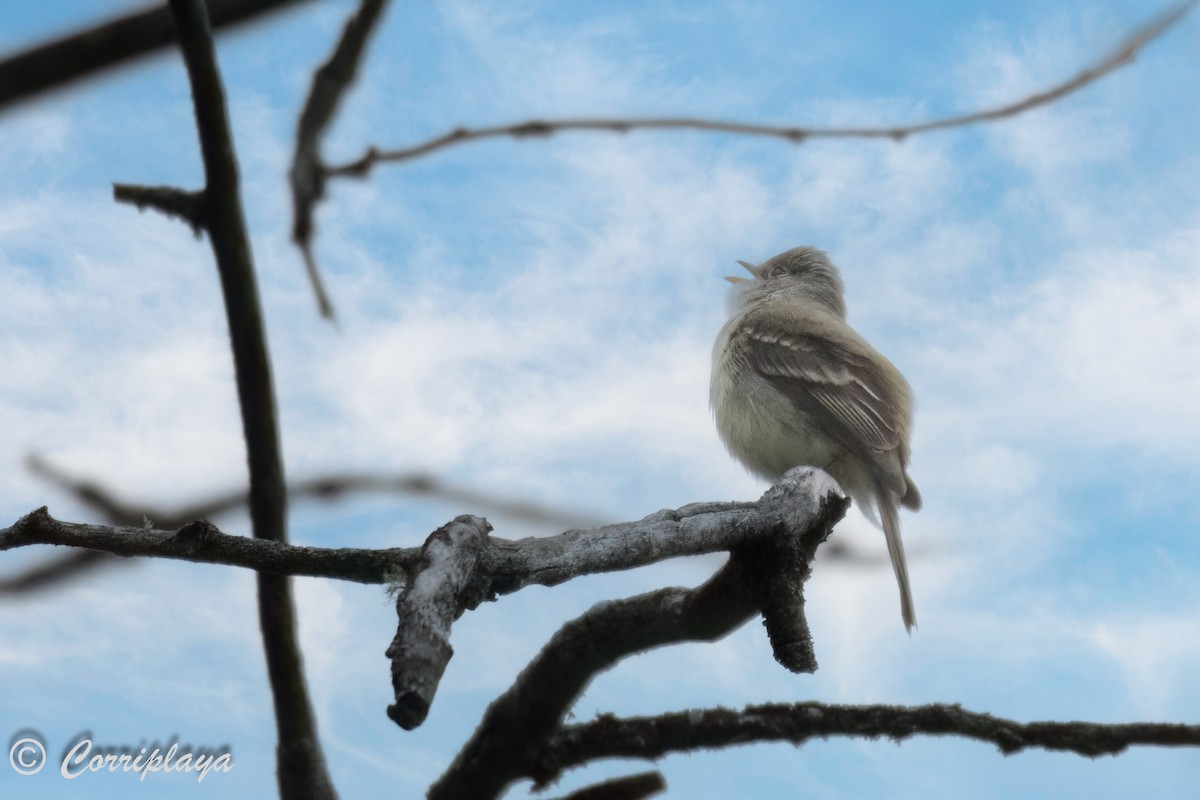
(4, 468), (845, 591)
(427, 469), (849, 800)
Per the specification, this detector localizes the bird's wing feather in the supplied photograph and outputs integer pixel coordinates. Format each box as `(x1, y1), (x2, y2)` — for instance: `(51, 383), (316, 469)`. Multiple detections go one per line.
(741, 321), (905, 454)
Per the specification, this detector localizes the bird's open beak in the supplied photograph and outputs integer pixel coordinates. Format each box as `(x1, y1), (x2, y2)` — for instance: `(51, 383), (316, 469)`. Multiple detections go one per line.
(724, 260), (760, 283)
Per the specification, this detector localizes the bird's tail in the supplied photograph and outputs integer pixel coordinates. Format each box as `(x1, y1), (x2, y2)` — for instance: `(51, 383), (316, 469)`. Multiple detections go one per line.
(879, 488), (916, 633)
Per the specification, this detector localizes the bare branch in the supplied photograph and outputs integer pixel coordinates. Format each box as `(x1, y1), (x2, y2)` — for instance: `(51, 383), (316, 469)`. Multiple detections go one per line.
(537, 703), (1200, 785)
(428, 562), (758, 800)
(113, 183), (206, 236)
(327, 0), (1197, 176)
(290, 0), (390, 319)
(1, 507), (412, 584)
(387, 515), (493, 730)
(166, 0), (332, 796)
(545, 772), (666, 800)
(17, 455), (857, 595)
(1, 468), (845, 592)
(428, 471), (848, 799)
(0, 0), (310, 113)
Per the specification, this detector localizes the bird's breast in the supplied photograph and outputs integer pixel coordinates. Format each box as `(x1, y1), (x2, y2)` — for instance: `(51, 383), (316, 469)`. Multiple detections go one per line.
(710, 340), (842, 481)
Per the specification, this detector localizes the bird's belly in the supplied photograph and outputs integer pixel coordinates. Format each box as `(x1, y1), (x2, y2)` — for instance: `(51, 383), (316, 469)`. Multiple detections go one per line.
(711, 367), (840, 481)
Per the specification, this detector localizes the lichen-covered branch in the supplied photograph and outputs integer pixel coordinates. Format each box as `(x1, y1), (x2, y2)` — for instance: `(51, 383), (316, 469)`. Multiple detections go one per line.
(427, 471), (848, 800)
(486, 469), (844, 595)
(326, 1), (1196, 176)
(535, 702), (1200, 785)
(386, 515), (493, 730)
(2, 468), (845, 591)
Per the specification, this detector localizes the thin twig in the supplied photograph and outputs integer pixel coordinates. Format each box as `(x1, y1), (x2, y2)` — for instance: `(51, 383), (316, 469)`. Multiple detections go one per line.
(290, 0), (390, 319)
(1, 507), (412, 584)
(0, 0), (309, 113)
(537, 702), (1200, 785)
(327, 0), (1197, 176)
(0, 550), (118, 596)
(166, 1), (333, 797)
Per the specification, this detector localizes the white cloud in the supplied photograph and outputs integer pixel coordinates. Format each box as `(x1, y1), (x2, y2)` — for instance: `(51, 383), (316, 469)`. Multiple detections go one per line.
(1086, 614), (1200, 716)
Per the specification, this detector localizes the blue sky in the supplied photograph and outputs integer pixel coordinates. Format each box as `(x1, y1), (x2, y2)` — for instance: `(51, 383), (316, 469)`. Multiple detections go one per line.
(2, 1), (1199, 798)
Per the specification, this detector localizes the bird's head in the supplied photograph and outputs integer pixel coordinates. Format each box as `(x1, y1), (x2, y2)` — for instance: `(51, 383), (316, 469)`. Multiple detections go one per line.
(725, 246), (847, 317)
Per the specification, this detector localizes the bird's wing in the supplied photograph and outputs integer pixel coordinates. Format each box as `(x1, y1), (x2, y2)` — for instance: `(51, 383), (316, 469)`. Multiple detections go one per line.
(739, 320), (907, 454)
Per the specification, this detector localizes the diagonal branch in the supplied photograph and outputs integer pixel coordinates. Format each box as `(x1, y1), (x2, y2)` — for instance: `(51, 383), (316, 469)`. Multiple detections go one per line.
(536, 702), (1200, 786)
(290, 0), (390, 319)
(326, 0), (1197, 176)
(166, 1), (332, 797)
(428, 561), (759, 800)
(386, 515), (494, 730)
(0, 0), (310, 113)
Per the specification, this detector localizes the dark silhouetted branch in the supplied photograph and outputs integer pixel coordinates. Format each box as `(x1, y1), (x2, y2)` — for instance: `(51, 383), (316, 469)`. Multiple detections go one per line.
(113, 183), (206, 235)
(166, 1), (332, 797)
(327, 1), (1197, 177)
(547, 772), (666, 800)
(0, 0), (309, 113)
(290, 0), (390, 319)
(428, 563), (757, 800)
(536, 702), (1200, 786)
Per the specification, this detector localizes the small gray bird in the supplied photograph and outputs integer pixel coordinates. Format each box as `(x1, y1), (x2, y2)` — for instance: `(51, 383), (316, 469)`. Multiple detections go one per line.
(710, 246), (921, 631)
